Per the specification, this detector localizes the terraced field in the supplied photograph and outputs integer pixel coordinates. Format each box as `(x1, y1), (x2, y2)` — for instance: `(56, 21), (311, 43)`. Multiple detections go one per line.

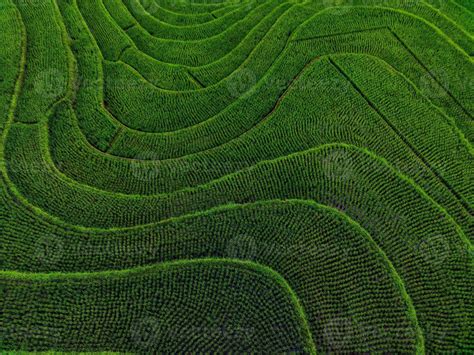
(0, 0), (473, 352)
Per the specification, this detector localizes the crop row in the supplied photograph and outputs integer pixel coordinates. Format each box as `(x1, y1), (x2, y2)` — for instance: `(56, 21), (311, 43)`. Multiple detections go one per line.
(17, 0), (469, 141)
(1, 198), (435, 352)
(66, 0), (474, 141)
(1, 0), (472, 352)
(40, 56), (472, 237)
(1, 260), (314, 352)
(1, 169), (472, 352)
(120, 0), (261, 40)
(0, 2), (22, 130)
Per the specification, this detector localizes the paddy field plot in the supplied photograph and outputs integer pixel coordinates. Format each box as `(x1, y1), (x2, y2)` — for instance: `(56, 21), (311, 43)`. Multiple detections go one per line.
(0, 0), (473, 352)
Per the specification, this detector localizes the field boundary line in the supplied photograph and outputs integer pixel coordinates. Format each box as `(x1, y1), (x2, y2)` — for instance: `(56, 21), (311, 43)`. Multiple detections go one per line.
(0, 257), (317, 353)
(99, 0), (292, 70)
(99, 0), (281, 52)
(4, 136), (471, 242)
(113, 2), (294, 89)
(44, 54), (325, 167)
(105, 127), (125, 153)
(0, 198), (427, 353)
(292, 23), (472, 124)
(0, 0), (27, 174)
(449, 0), (474, 15)
(186, 69), (205, 88)
(329, 56), (473, 216)
(421, 0), (474, 41)
(387, 27), (473, 121)
(291, 26), (388, 42)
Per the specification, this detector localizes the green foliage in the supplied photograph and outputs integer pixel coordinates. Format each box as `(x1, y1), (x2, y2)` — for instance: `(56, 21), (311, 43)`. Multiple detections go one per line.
(1, 0), (473, 352)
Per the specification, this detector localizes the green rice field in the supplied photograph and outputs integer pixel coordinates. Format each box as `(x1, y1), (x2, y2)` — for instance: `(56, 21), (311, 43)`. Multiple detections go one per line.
(0, 0), (473, 352)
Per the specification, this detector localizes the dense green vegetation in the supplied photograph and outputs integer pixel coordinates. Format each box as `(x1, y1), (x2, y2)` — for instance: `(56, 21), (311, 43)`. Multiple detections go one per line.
(0, 0), (473, 352)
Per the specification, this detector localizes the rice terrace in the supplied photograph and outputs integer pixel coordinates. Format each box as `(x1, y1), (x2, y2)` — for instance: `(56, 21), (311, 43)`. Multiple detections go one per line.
(0, 0), (473, 352)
